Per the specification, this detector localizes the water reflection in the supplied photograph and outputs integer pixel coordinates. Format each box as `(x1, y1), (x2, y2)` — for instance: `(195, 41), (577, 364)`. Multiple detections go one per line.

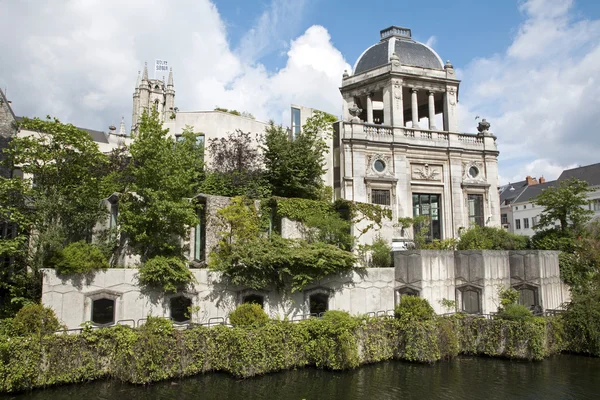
(7, 355), (600, 400)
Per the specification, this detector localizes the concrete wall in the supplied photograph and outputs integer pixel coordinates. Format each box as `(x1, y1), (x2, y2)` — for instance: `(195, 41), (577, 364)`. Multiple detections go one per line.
(41, 268), (395, 329)
(41, 250), (568, 329)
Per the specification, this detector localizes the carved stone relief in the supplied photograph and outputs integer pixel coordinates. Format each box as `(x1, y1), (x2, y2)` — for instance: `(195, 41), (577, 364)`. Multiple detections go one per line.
(462, 161), (486, 183)
(411, 163), (442, 181)
(366, 153), (393, 177)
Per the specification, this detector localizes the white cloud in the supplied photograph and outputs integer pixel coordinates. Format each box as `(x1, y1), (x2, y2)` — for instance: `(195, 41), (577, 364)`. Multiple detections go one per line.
(425, 36), (437, 48)
(459, 0), (600, 182)
(0, 0), (348, 131)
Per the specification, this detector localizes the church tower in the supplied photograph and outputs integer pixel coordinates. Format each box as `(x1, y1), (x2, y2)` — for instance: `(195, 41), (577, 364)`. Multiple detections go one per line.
(131, 62), (176, 133)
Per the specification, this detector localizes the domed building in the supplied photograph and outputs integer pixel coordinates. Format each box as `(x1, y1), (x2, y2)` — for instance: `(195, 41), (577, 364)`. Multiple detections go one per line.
(333, 26), (501, 246)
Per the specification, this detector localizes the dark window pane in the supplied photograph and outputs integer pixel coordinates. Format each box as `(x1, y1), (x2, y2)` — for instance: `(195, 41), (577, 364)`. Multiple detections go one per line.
(412, 193), (442, 240)
(309, 293), (329, 315)
(518, 288), (536, 308)
(372, 189), (391, 205)
(468, 194), (484, 227)
(462, 290), (480, 314)
(92, 298), (115, 325)
(243, 294), (264, 308)
(170, 296), (192, 323)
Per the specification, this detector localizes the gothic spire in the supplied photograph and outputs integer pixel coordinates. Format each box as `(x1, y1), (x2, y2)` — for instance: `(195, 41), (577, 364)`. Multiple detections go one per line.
(118, 116), (127, 136)
(168, 67), (174, 87)
(142, 62), (148, 81)
(136, 70), (141, 89)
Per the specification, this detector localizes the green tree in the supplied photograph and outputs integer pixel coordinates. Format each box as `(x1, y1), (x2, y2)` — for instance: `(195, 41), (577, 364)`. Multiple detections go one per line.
(200, 129), (269, 198)
(1, 117), (109, 313)
(118, 110), (201, 260)
(533, 178), (593, 233)
(263, 110), (336, 200)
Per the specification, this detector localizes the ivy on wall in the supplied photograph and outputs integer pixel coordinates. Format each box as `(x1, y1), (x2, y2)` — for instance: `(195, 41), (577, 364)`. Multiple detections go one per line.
(0, 315), (568, 393)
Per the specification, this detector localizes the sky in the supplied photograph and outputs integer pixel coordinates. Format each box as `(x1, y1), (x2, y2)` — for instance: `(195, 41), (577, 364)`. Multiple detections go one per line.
(1, 0), (600, 184)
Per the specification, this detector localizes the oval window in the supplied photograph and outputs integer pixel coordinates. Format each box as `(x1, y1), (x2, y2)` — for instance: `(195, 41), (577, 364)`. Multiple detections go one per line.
(469, 166), (479, 178)
(374, 160), (386, 172)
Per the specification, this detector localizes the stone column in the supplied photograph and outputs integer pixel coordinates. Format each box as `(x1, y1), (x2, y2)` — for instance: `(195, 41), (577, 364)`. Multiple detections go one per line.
(392, 79), (404, 127)
(383, 86), (392, 126)
(428, 91), (436, 130)
(366, 93), (373, 124)
(411, 88), (419, 128)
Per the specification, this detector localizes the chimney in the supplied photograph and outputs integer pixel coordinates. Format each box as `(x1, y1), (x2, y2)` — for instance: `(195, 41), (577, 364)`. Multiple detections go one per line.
(525, 176), (538, 186)
(539, 176), (546, 184)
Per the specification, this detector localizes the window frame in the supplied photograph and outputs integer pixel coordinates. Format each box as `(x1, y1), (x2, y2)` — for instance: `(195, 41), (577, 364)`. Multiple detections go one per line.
(467, 194), (484, 227)
(412, 193), (442, 241)
(515, 219), (521, 230)
(371, 189), (391, 206)
(523, 218), (530, 229)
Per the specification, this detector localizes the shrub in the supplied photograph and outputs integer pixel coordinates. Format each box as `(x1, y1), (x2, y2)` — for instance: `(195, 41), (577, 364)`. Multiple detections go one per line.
(10, 304), (62, 336)
(498, 286), (519, 308)
(563, 290), (600, 356)
(394, 296), (435, 321)
(228, 303), (269, 326)
(321, 310), (353, 324)
(368, 236), (392, 268)
(457, 225), (529, 250)
(496, 304), (533, 320)
(53, 241), (109, 274)
(139, 316), (174, 335)
(138, 256), (195, 293)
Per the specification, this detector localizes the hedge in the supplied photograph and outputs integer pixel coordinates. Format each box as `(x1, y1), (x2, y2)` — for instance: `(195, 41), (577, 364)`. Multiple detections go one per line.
(0, 315), (566, 393)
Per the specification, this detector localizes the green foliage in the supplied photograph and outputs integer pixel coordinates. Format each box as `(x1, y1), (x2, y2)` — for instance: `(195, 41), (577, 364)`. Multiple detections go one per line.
(496, 304), (533, 320)
(498, 286), (520, 308)
(0, 314), (568, 393)
(533, 178), (593, 233)
(321, 310), (352, 324)
(359, 235), (392, 268)
(457, 225), (530, 250)
(214, 107), (255, 119)
(209, 197), (356, 292)
(394, 296), (435, 322)
(396, 215), (431, 249)
(51, 241), (109, 274)
(563, 290), (600, 356)
(263, 111), (335, 200)
(10, 304), (62, 337)
(438, 298), (457, 313)
(228, 303), (269, 326)
(138, 256), (196, 293)
(119, 111), (201, 260)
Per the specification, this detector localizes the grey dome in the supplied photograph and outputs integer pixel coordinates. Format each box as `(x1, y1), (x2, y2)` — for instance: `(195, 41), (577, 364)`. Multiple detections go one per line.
(353, 26), (443, 74)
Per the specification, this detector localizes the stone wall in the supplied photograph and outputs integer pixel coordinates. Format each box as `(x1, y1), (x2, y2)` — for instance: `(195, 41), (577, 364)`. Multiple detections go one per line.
(41, 267), (395, 329)
(42, 250), (568, 329)
(0, 90), (16, 178)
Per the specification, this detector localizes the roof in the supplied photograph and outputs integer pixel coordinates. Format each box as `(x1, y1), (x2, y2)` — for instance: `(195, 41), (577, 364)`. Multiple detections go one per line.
(0, 89), (16, 121)
(558, 162), (600, 187)
(15, 116), (109, 144)
(512, 181), (556, 204)
(354, 26), (443, 74)
(499, 180), (528, 205)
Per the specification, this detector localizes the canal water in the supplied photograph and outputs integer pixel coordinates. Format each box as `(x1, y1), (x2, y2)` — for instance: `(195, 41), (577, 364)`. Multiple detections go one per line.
(7, 355), (600, 400)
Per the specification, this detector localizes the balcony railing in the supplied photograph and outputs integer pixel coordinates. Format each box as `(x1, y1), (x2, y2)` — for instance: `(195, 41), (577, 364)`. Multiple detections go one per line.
(343, 122), (495, 151)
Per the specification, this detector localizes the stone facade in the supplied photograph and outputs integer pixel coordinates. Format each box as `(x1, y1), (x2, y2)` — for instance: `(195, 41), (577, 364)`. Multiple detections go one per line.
(335, 27), (501, 249)
(42, 250), (568, 329)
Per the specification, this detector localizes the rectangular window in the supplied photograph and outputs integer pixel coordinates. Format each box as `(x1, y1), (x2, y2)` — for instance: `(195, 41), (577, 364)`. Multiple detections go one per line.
(591, 199), (600, 211)
(371, 189), (391, 205)
(194, 206), (206, 262)
(515, 219), (521, 230)
(501, 214), (508, 224)
(532, 216), (538, 227)
(291, 107), (301, 139)
(109, 203), (118, 231)
(412, 193), (442, 241)
(524, 218), (530, 229)
(468, 194), (484, 227)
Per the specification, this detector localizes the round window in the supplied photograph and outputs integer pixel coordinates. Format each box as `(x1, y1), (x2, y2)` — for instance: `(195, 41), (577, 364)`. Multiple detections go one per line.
(374, 159), (386, 172)
(469, 166), (479, 178)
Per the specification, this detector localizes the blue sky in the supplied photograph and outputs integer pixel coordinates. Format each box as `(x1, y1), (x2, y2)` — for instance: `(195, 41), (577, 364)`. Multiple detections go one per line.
(2, 0), (600, 183)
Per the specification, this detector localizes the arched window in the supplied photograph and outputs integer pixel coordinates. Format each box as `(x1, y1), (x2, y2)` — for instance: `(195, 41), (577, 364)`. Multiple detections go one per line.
(395, 286), (420, 305)
(515, 285), (539, 309)
(309, 293), (329, 315)
(243, 294), (264, 308)
(170, 296), (192, 323)
(92, 298), (115, 325)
